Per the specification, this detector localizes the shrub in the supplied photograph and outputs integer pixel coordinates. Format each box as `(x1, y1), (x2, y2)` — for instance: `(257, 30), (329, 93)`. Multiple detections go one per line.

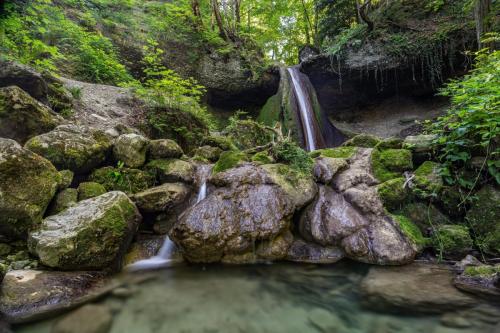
(271, 140), (313, 175)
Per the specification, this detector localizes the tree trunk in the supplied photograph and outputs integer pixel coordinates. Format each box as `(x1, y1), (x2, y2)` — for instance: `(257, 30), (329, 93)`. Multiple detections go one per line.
(211, 0), (229, 40)
(475, 0), (492, 48)
(359, 0), (374, 32)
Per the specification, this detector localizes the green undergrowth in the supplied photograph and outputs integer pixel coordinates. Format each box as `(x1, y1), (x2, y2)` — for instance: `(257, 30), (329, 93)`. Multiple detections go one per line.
(392, 213), (428, 247)
(309, 146), (356, 159)
(212, 151), (249, 174)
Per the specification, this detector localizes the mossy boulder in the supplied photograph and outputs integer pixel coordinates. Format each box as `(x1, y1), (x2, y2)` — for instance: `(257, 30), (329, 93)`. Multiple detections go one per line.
(397, 202), (450, 232)
(0, 138), (61, 240)
(90, 167), (155, 195)
(391, 214), (428, 249)
(0, 60), (49, 103)
(377, 178), (409, 211)
(146, 159), (195, 184)
(132, 183), (191, 214)
(343, 134), (381, 148)
(113, 134), (149, 168)
(431, 225), (473, 259)
(212, 151), (249, 174)
(310, 146), (356, 159)
(375, 137), (403, 150)
(148, 139), (183, 160)
(403, 134), (437, 154)
(0, 86), (63, 144)
(58, 170), (74, 190)
(201, 135), (236, 151)
(28, 191), (141, 270)
(466, 185), (500, 256)
(313, 157), (348, 184)
(192, 145), (223, 162)
(439, 186), (467, 218)
(224, 119), (274, 150)
(371, 148), (413, 182)
(25, 125), (112, 174)
(77, 182), (107, 201)
(251, 151), (275, 165)
(413, 161), (443, 198)
(48, 188), (78, 215)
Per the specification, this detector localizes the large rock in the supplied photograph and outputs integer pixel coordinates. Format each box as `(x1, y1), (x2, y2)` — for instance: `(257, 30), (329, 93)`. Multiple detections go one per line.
(132, 183), (191, 214)
(454, 265), (500, 301)
(113, 133), (149, 168)
(0, 270), (114, 323)
(0, 139), (61, 239)
(25, 125), (112, 173)
(412, 161), (443, 198)
(286, 239), (344, 264)
(0, 86), (62, 144)
(360, 264), (478, 314)
(90, 166), (155, 195)
(28, 192), (141, 270)
(146, 159), (195, 184)
(0, 61), (48, 102)
(48, 188), (78, 215)
(170, 180), (295, 263)
(312, 157), (348, 184)
(466, 185), (500, 256)
(148, 139), (183, 159)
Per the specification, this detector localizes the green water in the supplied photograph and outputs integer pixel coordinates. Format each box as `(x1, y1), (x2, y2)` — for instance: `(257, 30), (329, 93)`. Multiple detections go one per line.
(15, 262), (500, 333)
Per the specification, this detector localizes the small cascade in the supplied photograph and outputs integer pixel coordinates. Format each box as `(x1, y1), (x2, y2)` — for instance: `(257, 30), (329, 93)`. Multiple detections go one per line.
(126, 164), (213, 272)
(288, 66), (320, 151)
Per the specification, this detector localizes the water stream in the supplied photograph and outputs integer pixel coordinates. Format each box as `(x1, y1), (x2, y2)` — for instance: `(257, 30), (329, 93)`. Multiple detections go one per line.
(126, 164), (212, 272)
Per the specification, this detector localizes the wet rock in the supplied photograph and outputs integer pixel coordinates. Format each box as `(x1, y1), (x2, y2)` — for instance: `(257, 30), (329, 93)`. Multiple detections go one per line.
(25, 125), (112, 173)
(146, 159), (195, 184)
(466, 185), (500, 256)
(0, 86), (62, 144)
(113, 133), (149, 168)
(53, 304), (112, 333)
(454, 265), (500, 300)
(0, 270), (114, 323)
(313, 157), (348, 184)
(360, 264), (478, 314)
(0, 139), (61, 239)
(132, 183), (191, 214)
(193, 145), (223, 162)
(210, 164), (269, 187)
(90, 167), (155, 195)
(77, 182), (107, 201)
(454, 255), (483, 271)
(300, 186), (369, 245)
(48, 188), (79, 215)
(123, 234), (164, 266)
(148, 139), (183, 159)
(255, 230), (294, 262)
(286, 239), (344, 264)
(170, 183), (295, 263)
(28, 192), (141, 270)
(332, 148), (377, 192)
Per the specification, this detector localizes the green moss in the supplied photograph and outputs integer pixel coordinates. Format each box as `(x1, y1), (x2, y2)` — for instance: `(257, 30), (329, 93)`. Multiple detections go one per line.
(375, 137), (403, 150)
(58, 170), (74, 190)
(392, 213), (427, 247)
(371, 149), (413, 182)
(77, 182), (107, 201)
(257, 94), (281, 126)
(201, 136), (237, 151)
(343, 134), (381, 148)
(310, 146), (357, 159)
(413, 161), (443, 198)
(377, 178), (408, 211)
(212, 151), (249, 174)
(90, 167), (155, 194)
(271, 141), (313, 174)
(397, 202), (450, 232)
(432, 224), (473, 258)
(251, 151), (274, 165)
(145, 158), (194, 183)
(224, 117), (274, 150)
(464, 265), (500, 278)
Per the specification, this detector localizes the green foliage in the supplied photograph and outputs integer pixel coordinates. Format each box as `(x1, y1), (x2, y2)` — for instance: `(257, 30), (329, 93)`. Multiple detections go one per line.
(464, 265), (500, 277)
(309, 146), (356, 159)
(212, 151), (249, 174)
(371, 148), (413, 182)
(224, 112), (275, 150)
(392, 214), (428, 247)
(431, 224), (473, 258)
(271, 140), (313, 175)
(431, 47), (500, 189)
(68, 87), (82, 100)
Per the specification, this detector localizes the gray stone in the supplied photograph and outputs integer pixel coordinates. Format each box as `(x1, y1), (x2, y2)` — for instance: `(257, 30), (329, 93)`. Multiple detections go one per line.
(313, 157), (347, 184)
(113, 133), (149, 168)
(148, 139), (183, 159)
(132, 183), (191, 213)
(48, 188), (78, 215)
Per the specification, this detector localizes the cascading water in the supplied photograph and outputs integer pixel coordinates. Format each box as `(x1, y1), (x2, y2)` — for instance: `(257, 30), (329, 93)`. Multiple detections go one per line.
(288, 66), (318, 151)
(127, 164), (212, 271)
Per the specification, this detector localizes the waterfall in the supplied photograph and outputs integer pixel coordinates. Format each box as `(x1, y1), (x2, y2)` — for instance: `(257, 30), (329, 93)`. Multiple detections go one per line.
(126, 164), (212, 272)
(288, 67), (318, 151)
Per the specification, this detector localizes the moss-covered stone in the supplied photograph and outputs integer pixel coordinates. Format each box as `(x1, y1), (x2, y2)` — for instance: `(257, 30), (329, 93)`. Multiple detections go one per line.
(343, 134), (381, 148)
(145, 159), (195, 184)
(403, 134), (437, 154)
(375, 137), (403, 150)
(251, 151), (275, 164)
(466, 185), (500, 256)
(192, 145), (223, 162)
(371, 148), (413, 182)
(0, 86), (62, 144)
(90, 167), (155, 195)
(439, 186), (467, 218)
(212, 151), (249, 174)
(0, 138), (61, 240)
(29, 191), (141, 270)
(77, 182), (107, 201)
(48, 188), (78, 215)
(224, 118), (274, 150)
(257, 94), (281, 126)
(148, 139), (183, 159)
(413, 161), (443, 198)
(25, 125), (112, 174)
(431, 225), (473, 259)
(309, 146), (357, 159)
(397, 202), (450, 232)
(201, 135), (236, 151)
(392, 214), (427, 248)
(113, 133), (149, 168)
(464, 265), (500, 277)
(377, 178), (409, 211)
(58, 170), (74, 190)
